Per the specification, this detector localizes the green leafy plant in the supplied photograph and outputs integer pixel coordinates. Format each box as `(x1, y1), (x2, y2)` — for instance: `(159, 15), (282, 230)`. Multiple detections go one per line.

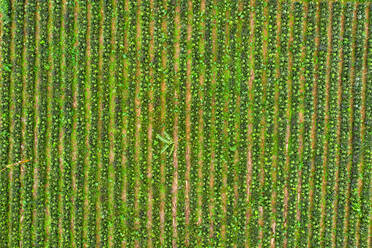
(157, 131), (174, 157)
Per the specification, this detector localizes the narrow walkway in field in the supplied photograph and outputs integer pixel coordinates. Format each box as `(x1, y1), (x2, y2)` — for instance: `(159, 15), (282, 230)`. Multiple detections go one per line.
(209, 0), (218, 244)
(146, 0), (155, 246)
(221, 6), (231, 246)
(245, 1), (255, 246)
(120, 1), (130, 247)
(283, 3), (294, 248)
(159, 0), (168, 244)
(134, 0), (142, 247)
(95, 1), (104, 245)
(45, 0), (54, 244)
(70, 1), (79, 245)
(83, 2), (92, 246)
(232, 1), (243, 247)
(196, 0), (206, 246)
(184, 1), (192, 245)
(171, 2), (181, 247)
(32, 1), (41, 245)
(58, 1), (67, 245)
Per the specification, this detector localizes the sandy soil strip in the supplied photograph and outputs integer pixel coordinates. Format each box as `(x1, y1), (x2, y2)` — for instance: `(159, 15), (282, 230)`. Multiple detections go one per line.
(159, 0), (168, 245)
(134, 0), (142, 247)
(83, 2), (92, 247)
(33, 0), (41, 244)
(221, 7), (231, 245)
(184, 0), (192, 245)
(270, 2), (281, 247)
(95, 0), (104, 246)
(121, 1), (130, 247)
(19, 0), (29, 244)
(283, 3), (295, 248)
(208, 0), (218, 244)
(196, 0), (206, 246)
(70, 1), (79, 245)
(146, 0), (155, 247)
(232, 1), (243, 247)
(245, 1), (255, 247)
(58, 1), (67, 245)
(171, 2), (181, 247)
(45, 0), (54, 243)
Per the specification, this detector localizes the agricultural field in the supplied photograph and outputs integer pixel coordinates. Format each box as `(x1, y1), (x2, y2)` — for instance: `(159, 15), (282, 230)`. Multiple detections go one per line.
(0, 0), (371, 247)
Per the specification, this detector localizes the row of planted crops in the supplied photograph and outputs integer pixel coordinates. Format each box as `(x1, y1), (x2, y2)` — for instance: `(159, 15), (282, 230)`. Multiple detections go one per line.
(0, 0), (370, 247)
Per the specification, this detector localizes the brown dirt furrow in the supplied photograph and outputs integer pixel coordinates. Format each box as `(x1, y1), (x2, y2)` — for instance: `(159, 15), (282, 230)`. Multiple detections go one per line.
(146, 0), (155, 247)
(121, 1), (129, 247)
(19, 0), (29, 240)
(33, 0), (41, 243)
(58, 1), (67, 245)
(331, 6), (345, 248)
(171, 2), (181, 247)
(342, 5), (358, 248)
(159, 0), (168, 245)
(232, 1), (243, 247)
(184, 0), (192, 246)
(108, 0), (117, 247)
(245, 1), (255, 247)
(355, 6), (369, 247)
(196, 1), (206, 246)
(70, 0), (79, 244)
(83, 2), (92, 247)
(209, 0), (218, 243)
(319, 2), (333, 245)
(221, 7), (230, 245)
(271, 2), (281, 247)
(95, 1), (104, 245)
(45, 0), (54, 242)
(283, 3), (295, 248)
(134, 0), (142, 247)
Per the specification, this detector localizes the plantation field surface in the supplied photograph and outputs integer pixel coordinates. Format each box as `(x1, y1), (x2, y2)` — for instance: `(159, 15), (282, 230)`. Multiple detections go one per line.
(0, 0), (371, 247)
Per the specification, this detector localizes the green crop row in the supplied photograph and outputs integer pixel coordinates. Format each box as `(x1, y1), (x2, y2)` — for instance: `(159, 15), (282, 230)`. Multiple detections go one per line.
(21, 1), (36, 247)
(9, 0), (24, 246)
(34, 0), (49, 246)
(87, 0), (100, 246)
(0, 0), (11, 246)
(74, 1), (87, 246)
